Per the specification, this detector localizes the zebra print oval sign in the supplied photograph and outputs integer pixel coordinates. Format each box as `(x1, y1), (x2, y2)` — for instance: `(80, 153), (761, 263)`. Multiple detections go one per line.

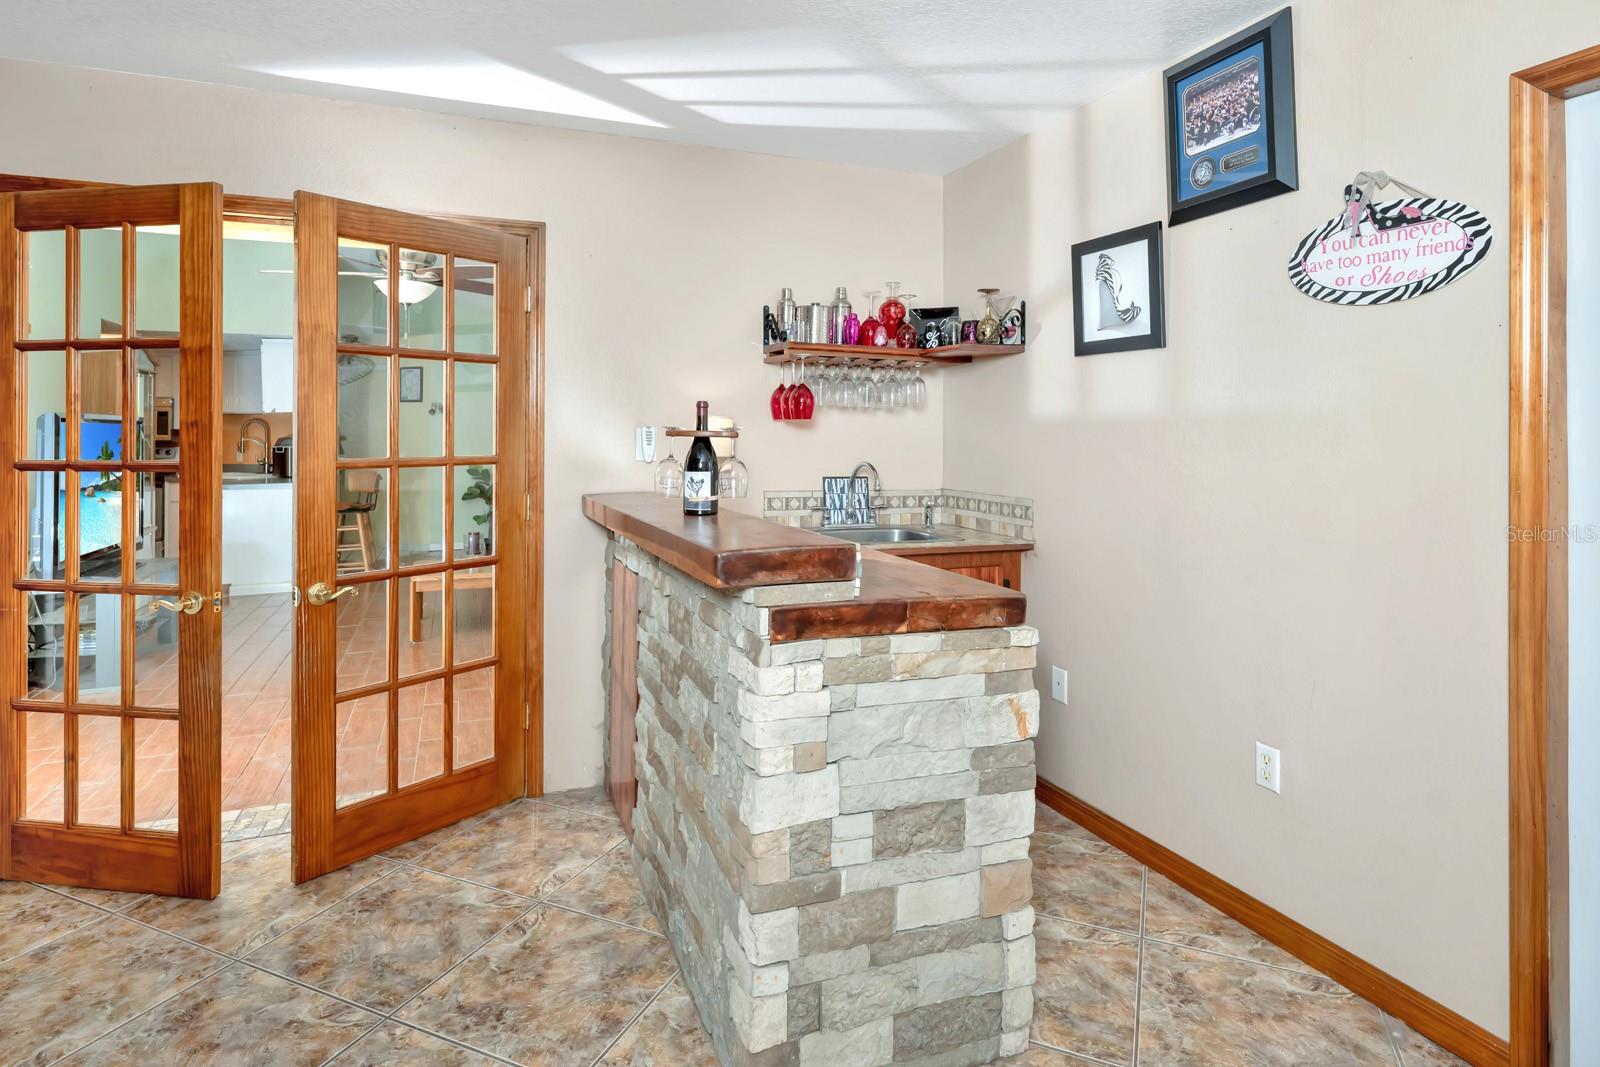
(1287, 198), (1493, 305)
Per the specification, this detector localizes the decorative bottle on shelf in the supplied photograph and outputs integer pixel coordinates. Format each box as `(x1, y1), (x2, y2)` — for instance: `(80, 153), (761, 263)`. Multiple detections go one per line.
(976, 288), (1002, 343)
(830, 287), (852, 344)
(779, 288), (797, 341)
(683, 401), (719, 516)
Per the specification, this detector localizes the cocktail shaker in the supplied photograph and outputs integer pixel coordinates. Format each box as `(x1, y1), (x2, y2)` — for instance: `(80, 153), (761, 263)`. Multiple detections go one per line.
(830, 287), (851, 344)
(779, 288), (797, 340)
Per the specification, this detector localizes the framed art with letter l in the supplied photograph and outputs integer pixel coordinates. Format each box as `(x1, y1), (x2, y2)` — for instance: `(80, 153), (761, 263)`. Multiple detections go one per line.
(1165, 7), (1297, 225)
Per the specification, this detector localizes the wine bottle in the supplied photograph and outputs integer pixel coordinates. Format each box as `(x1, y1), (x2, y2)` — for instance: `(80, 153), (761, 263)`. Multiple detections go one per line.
(682, 401), (719, 516)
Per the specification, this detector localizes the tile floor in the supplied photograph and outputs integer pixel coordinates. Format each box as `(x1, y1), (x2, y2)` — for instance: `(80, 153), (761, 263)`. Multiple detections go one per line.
(23, 585), (494, 827)
(0, 791), (1473, 1066)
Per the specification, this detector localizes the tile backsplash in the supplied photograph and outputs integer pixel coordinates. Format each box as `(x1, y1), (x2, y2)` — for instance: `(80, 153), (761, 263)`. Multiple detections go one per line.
(763, 487), (1034, 540)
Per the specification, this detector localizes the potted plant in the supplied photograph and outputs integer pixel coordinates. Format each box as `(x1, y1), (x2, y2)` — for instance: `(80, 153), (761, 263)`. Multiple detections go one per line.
(460, 465), (493, 554)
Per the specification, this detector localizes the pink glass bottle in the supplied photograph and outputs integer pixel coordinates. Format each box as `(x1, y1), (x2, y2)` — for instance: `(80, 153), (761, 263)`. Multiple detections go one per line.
(842, 310), (860, 345)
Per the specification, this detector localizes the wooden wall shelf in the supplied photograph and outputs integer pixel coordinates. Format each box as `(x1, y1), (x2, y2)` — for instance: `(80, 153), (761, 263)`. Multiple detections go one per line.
(762, 341), (1024, 366)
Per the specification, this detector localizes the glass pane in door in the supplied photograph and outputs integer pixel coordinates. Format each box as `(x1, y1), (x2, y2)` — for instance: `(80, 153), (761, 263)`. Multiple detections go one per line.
(75, 714), (122, 827)
(397, 249), (445, 350)
(78, 227), (124, 339)
(134, 225), (181, 338)
(338, 240), (389, 345)
(24, 230), (66, 340)
(452, 259), (495, 355)
(24, 712), (66, 823)
(20, 350), (67, 460)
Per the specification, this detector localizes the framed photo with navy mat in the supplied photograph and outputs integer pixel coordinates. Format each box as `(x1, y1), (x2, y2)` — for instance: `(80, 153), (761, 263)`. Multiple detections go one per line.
(1164, 7), (1297, 225)
(1071, 222), (1165, 357)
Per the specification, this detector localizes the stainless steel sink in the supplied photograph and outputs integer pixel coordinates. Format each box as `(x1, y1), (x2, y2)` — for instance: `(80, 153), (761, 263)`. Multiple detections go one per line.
(822, 527), (947, 544)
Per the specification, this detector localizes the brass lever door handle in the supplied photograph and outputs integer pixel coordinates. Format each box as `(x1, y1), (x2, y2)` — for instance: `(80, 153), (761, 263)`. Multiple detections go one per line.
(149, 592), (205, 616)
(306, 582), (357, 607)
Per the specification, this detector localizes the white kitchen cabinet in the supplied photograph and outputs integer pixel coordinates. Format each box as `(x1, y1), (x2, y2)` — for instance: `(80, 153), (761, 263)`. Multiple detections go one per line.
(222, 338), (294, 414)
(259, 338), (294, 413)
(163, 480), (294, 594)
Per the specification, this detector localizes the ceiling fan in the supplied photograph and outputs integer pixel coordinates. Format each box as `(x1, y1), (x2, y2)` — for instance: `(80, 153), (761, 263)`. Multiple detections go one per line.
(259, 249), (494, 298)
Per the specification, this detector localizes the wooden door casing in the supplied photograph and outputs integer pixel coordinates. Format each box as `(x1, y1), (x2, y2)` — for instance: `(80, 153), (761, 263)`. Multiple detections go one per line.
(292, 193), (529, 882)
(1, 183), (224, 899)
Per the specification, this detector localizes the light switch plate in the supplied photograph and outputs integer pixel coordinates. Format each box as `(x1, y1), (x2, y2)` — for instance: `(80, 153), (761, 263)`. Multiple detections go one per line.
(635, 425), (657, 463)
(1050, 666), (1068, 704)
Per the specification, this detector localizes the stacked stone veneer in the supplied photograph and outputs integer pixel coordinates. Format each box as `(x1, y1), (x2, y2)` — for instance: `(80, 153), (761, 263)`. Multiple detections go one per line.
(603, 536), (1039, 1067)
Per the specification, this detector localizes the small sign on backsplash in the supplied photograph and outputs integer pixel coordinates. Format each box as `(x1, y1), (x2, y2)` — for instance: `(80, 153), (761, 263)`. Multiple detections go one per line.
(823, 476), (872, 527)
(1287, 171), (1493, 305)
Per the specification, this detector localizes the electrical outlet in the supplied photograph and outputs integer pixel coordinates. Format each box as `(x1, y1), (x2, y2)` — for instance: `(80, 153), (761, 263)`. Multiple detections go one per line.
(635, 425), (657, 463)
(1255, 742), (1281, 794)
(1050, 666), (1068, 704)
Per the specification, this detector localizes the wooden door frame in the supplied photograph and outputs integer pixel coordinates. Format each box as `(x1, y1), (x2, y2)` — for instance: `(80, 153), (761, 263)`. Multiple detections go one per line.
(0, 172), (546, 801)
(1509, 43), (1600, 1067)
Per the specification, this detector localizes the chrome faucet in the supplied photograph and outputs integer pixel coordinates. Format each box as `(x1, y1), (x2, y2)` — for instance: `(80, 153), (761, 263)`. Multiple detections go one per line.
(850, 460), (881, 496)
(236, 417), (272, 470)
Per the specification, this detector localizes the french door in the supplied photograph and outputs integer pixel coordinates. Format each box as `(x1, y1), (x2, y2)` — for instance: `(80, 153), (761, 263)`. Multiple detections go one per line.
(1, 184), (224, 898)
(291, 193), (527, 882)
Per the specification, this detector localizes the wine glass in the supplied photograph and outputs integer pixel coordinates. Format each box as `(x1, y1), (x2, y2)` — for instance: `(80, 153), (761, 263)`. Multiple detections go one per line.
(859, 290), (884, 347)
(770, 363), (788, 421)
(911, 363), (928, 407)
(879, 283), (907, 340)
(655, 441), (682, 495)
(718, 438), (750, 499)
(793, 356), (815, 420)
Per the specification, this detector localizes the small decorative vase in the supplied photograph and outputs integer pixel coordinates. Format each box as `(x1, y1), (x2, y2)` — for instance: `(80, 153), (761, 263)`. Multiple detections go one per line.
(976, 288), (1001, 344)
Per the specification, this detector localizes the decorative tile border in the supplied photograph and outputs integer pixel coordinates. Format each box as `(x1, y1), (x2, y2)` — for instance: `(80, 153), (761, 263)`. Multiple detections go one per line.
(763, 488), (1034, 540)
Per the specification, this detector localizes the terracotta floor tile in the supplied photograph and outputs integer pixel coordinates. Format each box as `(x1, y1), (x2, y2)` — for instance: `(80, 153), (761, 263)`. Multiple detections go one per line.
(0, 916), (224, 1066)
(0, 882), (106, 964)
(125, 836), (392, 956)
(329, 1020), (500, 1065)
(1031, 827), (1144, 935)
(62, 963), (380, 1066)
(598, 975), (717, 1065)
(244, 866), (530, 1013)
(1031, 915), (1139, 1065)
(413, 799), (626, 898)
(1138, 940), (1396, 1066)
(399, 905), (675, 1067)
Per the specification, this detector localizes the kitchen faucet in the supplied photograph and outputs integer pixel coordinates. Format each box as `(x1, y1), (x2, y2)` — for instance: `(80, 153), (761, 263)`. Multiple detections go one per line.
(237, 417), (272, 470)
(849, 460), (881, 527)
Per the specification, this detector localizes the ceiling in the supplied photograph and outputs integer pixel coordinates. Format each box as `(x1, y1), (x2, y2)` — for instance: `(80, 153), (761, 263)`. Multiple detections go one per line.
(3, 0), (1285, 174)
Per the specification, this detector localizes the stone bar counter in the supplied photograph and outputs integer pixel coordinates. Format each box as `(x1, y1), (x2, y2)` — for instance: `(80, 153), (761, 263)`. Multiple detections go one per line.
(584, 493), (1040, 1067)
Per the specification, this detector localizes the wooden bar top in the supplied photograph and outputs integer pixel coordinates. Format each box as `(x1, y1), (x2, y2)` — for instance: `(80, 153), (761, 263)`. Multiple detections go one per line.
(769, 550), (1026, 642)
(583, 493), (856, 589)
(584, 493), (1027, 641)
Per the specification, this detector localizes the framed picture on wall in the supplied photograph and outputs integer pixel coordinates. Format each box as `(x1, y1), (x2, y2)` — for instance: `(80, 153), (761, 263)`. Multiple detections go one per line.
(398, 365), (424, 403)
(1071, 222), (1165, 356)
(1165, 7), (1298, 225)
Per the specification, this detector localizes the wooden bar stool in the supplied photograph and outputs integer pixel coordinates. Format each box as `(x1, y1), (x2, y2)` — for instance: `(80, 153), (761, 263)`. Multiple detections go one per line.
(336, 470), (383, 575)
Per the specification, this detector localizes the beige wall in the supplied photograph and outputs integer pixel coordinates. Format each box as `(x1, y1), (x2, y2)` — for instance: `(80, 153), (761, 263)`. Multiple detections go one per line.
(0, 57), (945, 794)
(943, 0), (1599, 1038)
